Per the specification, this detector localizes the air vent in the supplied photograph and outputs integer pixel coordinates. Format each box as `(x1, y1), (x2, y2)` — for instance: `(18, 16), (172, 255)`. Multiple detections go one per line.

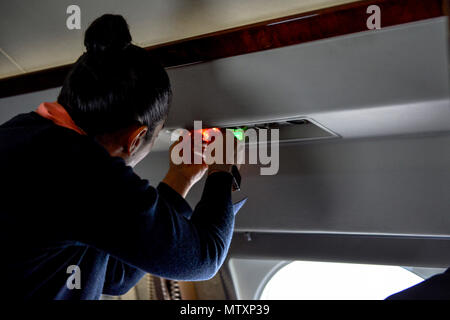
(224, 118), (338, 143)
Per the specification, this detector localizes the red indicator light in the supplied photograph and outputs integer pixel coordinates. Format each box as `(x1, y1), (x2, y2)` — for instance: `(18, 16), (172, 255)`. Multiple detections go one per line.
(202, 129), (210, 141)
(191, 128), (221, 143)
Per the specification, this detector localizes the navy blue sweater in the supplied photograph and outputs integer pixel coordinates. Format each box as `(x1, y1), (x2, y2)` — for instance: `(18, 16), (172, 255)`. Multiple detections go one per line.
(386, 268), (450, 300)
(0, 111), (237, 300)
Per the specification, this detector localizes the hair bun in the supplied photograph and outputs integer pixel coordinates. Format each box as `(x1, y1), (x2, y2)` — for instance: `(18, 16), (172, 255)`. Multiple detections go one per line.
(84, 14), (132, 53)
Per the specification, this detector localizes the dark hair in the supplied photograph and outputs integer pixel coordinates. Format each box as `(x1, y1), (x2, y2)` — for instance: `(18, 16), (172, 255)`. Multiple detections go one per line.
(58, 14), (172, 137)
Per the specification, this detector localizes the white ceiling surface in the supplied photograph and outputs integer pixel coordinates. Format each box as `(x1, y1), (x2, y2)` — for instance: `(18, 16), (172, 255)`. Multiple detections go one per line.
(0, 0), (359, 79)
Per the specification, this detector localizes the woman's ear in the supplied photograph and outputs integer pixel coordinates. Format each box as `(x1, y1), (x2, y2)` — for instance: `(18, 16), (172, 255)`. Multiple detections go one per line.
(125, 125), (148, 155)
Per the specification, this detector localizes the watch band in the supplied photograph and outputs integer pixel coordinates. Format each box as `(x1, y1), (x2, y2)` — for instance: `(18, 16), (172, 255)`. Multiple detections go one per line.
(208, 165), (241, 192)
(231, 165), (241, 192)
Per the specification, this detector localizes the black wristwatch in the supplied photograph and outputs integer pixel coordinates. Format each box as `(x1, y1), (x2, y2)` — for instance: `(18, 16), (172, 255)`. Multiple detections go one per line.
(209, 165), (241, 192)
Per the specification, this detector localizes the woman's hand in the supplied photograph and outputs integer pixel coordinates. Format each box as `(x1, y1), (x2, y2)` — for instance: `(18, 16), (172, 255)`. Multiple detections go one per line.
(162, 137), (208, 198)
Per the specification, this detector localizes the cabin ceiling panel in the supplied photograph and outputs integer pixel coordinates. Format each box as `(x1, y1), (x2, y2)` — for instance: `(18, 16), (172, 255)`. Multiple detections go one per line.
(0, 0), (359, 78)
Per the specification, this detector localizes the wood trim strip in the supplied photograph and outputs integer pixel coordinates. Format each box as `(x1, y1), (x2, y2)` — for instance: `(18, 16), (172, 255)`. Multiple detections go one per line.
(0, 0), (446, 98)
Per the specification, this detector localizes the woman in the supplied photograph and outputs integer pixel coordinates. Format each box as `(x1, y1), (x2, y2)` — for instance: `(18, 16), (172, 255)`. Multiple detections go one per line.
(0, 14), (240, 300)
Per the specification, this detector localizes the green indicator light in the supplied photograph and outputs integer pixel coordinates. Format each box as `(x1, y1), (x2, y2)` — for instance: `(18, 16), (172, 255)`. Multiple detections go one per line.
(232, 128), (245, 141)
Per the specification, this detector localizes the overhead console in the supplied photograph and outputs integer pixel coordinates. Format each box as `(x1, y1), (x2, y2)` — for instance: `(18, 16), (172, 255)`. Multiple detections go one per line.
(221, 118), (339, 144)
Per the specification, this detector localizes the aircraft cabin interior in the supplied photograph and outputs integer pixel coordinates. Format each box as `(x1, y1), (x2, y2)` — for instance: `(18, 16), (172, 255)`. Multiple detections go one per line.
(0, 0), (449, 302)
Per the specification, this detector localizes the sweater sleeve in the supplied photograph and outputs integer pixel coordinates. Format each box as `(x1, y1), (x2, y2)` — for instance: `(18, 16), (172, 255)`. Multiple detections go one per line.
(63, 146), (236, 281)
(102, 256), (147, 296)
(385, 268), (450, 300)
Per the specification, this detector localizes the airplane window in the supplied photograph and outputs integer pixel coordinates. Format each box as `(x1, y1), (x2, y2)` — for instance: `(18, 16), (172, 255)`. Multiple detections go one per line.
(259, 261), (424, 300)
